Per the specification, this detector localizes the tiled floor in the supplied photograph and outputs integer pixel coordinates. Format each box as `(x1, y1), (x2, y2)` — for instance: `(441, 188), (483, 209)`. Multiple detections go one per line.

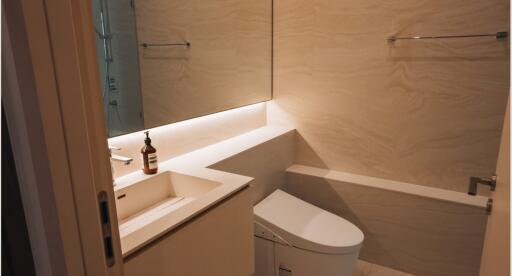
(354, 260), (414, 276)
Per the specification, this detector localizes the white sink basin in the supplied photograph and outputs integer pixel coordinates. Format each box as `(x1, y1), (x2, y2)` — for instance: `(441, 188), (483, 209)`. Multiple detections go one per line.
(115, 171), (221, 222)
(113, 167), (251, 256)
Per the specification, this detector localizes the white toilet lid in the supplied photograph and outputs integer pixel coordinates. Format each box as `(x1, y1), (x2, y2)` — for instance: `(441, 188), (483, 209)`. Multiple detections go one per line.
(254, 189), (364, 254)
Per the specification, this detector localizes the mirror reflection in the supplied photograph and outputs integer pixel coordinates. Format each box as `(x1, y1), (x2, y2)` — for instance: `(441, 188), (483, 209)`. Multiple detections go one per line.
(92, 0), (272, 137)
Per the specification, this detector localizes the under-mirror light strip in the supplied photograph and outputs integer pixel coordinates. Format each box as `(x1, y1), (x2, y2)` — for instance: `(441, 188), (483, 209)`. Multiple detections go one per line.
(108, 102), (267, 143)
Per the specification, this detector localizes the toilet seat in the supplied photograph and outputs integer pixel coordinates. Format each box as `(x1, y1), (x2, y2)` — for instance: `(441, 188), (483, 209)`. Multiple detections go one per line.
(254, 190), (364, 255)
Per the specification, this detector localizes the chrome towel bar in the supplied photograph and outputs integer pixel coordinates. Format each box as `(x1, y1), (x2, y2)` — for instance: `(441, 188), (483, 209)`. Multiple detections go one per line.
(141, 42), (191, 48)
(387, 31), (508, 43)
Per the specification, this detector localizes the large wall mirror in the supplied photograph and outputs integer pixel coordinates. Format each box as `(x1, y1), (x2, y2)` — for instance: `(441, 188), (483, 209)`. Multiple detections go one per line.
(91, 0), (272, 137)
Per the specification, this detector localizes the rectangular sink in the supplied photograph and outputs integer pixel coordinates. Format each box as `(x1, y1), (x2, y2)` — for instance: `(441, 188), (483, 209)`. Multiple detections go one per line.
(115, 171), (221, 222)
(113, 167), (251, 256)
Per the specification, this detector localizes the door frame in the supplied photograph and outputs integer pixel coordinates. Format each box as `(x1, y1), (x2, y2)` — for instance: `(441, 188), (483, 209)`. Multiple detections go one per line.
(2, 0), (124, 275)
(479, 98), (510, 275)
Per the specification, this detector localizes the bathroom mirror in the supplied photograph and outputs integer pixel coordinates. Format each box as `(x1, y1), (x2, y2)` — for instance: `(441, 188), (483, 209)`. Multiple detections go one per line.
(92, 0), (272, 137)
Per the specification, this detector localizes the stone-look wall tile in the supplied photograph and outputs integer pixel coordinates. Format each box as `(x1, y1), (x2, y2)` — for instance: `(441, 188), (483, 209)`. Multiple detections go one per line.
(211, 131), (295, 204)
(108, 103), (266, 178)
(272, 0), (510, 194)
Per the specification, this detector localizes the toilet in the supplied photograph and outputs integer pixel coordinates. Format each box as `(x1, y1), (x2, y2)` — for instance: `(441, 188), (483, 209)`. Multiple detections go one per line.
(253, 190), (364, 276)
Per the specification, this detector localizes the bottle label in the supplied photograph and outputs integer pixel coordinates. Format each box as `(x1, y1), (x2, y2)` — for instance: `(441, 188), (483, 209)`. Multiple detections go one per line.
(148, 153), (158, 170)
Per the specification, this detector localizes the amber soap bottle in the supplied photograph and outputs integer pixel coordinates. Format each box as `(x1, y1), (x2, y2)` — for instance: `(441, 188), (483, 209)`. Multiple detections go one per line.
(141, 131), (158, 174)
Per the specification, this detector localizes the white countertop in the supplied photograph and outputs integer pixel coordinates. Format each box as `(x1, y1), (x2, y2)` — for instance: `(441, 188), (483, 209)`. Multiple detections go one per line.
(115, 125), (295, 256)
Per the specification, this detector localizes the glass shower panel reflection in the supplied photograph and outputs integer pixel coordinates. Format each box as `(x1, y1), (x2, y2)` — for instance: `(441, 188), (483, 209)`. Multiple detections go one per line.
(91, 0), (144, 137)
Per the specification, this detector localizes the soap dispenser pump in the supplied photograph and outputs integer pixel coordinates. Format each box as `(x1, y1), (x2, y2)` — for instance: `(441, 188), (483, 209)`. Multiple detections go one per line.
(141, 131), (158, 174)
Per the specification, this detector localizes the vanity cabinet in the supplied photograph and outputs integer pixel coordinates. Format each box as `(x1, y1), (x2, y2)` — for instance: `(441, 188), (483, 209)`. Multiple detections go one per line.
(123, 188), (253, 276)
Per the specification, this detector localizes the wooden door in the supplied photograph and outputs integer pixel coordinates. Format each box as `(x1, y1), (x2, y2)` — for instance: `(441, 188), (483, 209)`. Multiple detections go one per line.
(2, 0), (124, 274)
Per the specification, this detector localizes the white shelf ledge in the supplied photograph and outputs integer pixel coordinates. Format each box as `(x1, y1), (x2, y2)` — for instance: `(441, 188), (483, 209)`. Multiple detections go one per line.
(287, 164), (488, 208)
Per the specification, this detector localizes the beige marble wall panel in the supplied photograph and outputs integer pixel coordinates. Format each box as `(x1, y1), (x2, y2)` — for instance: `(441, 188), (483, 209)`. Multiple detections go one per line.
(210, 131), (296, 204)
(108, 102), (266, 178)
(135, 0), (272, 128)
(285, 171), (488, 276)
(273, 0), (510, 193)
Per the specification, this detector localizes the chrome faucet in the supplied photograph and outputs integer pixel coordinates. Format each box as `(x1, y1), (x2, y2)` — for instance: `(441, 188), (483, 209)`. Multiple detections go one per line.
(109, 146), (133, 165)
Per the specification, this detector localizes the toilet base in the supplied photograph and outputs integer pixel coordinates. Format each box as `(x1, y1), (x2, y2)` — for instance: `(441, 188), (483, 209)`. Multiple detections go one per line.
(254, 236), (360, 276)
